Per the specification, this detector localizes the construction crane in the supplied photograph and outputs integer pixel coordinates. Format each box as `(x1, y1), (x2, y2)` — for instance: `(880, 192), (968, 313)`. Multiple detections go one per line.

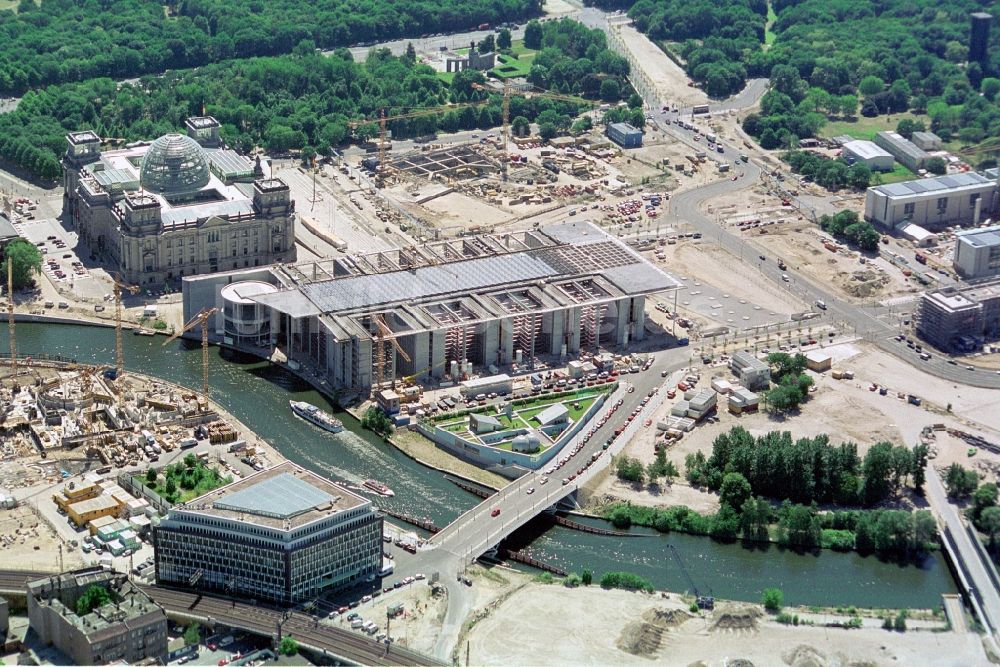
(162, 307), (219, 402)
(6, 257), (15, 375)
(371, 313), (411, 390)
(472, 80), (598, 180)
(347, 101), (490, 186)
(110, 274), (139, 380)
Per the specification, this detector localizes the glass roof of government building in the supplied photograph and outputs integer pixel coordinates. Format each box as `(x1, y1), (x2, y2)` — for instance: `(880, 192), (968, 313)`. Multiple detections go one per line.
(213, 472), (337, 519)
(139, 133), (211, 194)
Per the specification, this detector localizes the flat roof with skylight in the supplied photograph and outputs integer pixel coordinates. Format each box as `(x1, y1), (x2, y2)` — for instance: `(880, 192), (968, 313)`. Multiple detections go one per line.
(176, 461), (366, 529)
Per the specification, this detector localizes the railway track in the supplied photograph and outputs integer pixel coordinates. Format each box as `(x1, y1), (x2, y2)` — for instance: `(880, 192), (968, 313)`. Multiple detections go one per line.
(141, 585), (443, 666)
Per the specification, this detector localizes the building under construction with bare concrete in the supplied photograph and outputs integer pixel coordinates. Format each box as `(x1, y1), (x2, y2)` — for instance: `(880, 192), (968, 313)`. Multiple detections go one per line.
(182, 221), (680, 392)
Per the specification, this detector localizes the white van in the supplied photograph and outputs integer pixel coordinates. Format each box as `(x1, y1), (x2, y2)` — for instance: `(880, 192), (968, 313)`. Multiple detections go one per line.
(815, 300), (826, 310)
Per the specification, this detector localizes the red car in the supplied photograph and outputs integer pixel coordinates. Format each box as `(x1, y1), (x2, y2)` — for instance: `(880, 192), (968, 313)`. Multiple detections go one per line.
(491, 508), (501, 517)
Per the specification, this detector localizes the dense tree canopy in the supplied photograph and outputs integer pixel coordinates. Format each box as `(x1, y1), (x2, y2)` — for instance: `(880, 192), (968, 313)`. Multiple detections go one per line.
(686, 426), (921, 506)
(0, 40), (618, 179)
(627, 0), (764, 98)
(0, 0), (542, 94)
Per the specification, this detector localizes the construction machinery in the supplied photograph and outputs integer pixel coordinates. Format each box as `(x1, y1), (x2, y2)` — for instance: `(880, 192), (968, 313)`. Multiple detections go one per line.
(347, 101), (490, 186)
(162, 307), (219, 402)
(6, 257), (15, 375)
(110, 274), (139, 379)
(372, 313), (410, 389)
(472, 80), (597, 180)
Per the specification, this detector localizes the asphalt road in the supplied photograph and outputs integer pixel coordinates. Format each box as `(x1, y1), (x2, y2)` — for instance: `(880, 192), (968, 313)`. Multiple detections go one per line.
(925, 466), (1000, 652)
(413, 351), (693, 659)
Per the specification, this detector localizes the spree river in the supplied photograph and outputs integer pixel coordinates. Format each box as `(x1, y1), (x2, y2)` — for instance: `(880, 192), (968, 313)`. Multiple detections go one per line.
(7, 322), (957, 608)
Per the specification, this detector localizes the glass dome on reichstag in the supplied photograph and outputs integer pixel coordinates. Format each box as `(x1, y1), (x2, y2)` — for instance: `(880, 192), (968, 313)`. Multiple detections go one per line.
(139, 133), (211, 194)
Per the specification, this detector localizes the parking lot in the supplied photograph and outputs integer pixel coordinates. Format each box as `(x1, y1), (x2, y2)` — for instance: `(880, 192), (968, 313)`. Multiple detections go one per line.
(13, 217), (109, 301)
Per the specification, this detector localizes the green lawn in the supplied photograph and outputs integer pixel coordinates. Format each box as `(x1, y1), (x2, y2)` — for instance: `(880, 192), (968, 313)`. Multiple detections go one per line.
(144, 461), (230, 505)
(872, 162), (918, 185)
(764, 3), (778, 49)
(819, 113), (929, 142)
(436, 71), (456, 85)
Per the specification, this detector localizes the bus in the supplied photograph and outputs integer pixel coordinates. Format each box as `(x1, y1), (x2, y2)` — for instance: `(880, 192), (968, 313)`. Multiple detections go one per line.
(692, 104), (710, 115)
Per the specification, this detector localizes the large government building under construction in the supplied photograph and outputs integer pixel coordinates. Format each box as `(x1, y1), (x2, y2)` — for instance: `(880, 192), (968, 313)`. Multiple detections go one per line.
(62, 116), (296, 285)
(182, 221), (680, 392)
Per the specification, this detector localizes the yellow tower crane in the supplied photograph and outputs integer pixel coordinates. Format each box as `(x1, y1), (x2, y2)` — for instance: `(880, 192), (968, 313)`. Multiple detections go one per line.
(110, 274), (139, 379)
(473, 80), (598, 180)
(347, 101), (490, 187)
(162, 307), (219, 403)
(371, 313), (411, 390)
(7, 258), (15, 376)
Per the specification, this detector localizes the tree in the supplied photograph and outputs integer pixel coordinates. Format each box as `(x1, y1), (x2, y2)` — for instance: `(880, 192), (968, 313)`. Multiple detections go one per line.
(739, 496), (770, 543)
(524, 20), (543, 50)
(497, 28), (512, 51)
(778, 504), (820, 548)
(165, 478), (177, 496)
(600, 78), (621, 102)
(981, 78), (1000, 102)
(911, 444), (929, 494)
(924, 156), (947, 175)
(511, 116), (530, 137)
(762, 588), (783, 612)
(945, 463), (978, 499)
(616, 456), (644, 483)
(895, 119), (925, 139)
(627, 93), (643, 109)
(609, 506), (632, 529)
(76, 585), (112, 616)
(581, 569), (593, 586)
(404, 42), (416, 64)
(539, 122), (558, 141)
(361, 406), (392, 436)
(861, 442), (895, 505)
(893, 610), (907, 632)
(478, 34), (495, 54)
(847, 163), (872, 190)
(980, 507), (1000, 550)
(183, 623), (201, 646)
(858, 76), (885, 97)
(2, 239), (41, 290)
(719, 472), (752, 511)
(969, 483), (998, 524)
(146, 468), (157, 483)
(184, 453), (197, 468)
(279, 636), (299, 656)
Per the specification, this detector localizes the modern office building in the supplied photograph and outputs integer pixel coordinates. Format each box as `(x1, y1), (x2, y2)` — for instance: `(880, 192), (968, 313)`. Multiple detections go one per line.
(154, 461), (382, 605)
(62, 116), (296, 286)
(954, 225), (1000, 278)
(971, 12), (993, 64)
(606, 122), (643, 149)
(27, 568), (167, 666)
(916, 279), (1000, 351)
(874, 131), (929, 172)
(863, 172), (996, 229)
(182, 221), (681, 393)
(841, 140), (894, 171)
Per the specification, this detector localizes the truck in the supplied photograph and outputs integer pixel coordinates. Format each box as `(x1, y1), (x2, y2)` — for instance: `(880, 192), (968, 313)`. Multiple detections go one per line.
(705, 133), (716, 143)
(915, 252), (927, 264)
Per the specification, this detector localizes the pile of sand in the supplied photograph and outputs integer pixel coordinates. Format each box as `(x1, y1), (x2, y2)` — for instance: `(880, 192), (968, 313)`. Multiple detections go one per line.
(616, 620), (666, 657)
(616, 606), (695, 656)
(642, 607), (692, 629)
(841, 270), (889, 298)
(782, 644), (827, 667)
(710, 604), (762, 634)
